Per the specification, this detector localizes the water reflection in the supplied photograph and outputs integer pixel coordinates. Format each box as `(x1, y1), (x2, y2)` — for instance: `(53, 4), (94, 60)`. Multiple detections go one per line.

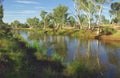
(18, 31), (120, 78)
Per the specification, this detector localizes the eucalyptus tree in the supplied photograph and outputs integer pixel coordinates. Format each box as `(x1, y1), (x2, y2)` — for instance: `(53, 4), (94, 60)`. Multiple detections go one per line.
(38, 21), (44, 28)
(78, 14), (88, 28)
(68, 16), (76, 27)
(11, 20), (20, 28)
(109, 2), (120, 24)
(88, 0), (113, 35)
(62, 13), (69, 28)
(45, 13), (53, 28)
(95, 0), (112, 25)
(40, 12), (54, 28)
(73, 0), (82, 29)
(73, 0), (95, 29)
(53, 5), (68, 29)
(40, 10), (47, 29)
(26, 17), (39, 28)
(80, 0), (95, 29)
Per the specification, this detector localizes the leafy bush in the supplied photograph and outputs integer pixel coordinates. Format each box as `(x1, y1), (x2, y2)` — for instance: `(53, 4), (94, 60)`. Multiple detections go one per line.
(71, 29), (92, 38)
(65, 62), (98, 78)
(102, 27), (116, 35)
(0, 23), (12, 37)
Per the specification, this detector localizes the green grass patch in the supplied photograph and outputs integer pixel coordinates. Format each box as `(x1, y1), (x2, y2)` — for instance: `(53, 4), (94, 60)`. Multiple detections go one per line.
(112, 30), (120, 38)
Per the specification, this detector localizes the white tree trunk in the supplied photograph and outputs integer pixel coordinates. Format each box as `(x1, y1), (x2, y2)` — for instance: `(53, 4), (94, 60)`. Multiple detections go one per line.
(44, 21), (46, 29)
(97, 5), (103, 35)
(88, 14), (91, 29)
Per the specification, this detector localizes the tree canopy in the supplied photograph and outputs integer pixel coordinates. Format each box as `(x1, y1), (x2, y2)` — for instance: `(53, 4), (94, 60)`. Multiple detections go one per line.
(53, 5), (68, 29)
(27, 17), (39, 28)
(110, 2), (120, 23)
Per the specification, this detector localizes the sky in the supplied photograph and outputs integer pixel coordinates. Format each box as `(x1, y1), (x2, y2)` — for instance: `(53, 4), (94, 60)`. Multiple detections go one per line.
(2, 0), (119, 24)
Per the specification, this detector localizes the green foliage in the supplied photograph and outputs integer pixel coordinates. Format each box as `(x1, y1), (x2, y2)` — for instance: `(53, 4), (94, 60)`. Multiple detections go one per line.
(40, 11), (54, 28)
(40, 10), (47, 19)
(0, 3), (12, 37)
(0, 1), (12, 37)
(102, 26), (116, 35)
(11, 20), (20, 28)
(112, 18), (119, 23)
(52, 51), (64, 62)
(68, 16), (76, 27)
(74, 0), (96, 29)
(56, 30), (66, 35)
(25, 41), (47, 60)
(110, 2), (120, 24)
(0, 5), (3, 20)
(112, 30), (120, 38)
(11, 21), (29, 28)
(53, 5), (68, 19)
(78, 14), (87, 25)
(95, 0), (111, 4)
(10, 0), (120, 30)
(19, 23), (29, 28)
(53, 5), (68, 28)
(0, 38), (24, 71)
(26, 17), (39, 28)
(65, 61), (97, 78)
(111, 2), (120, 11)
(71, 30), (93, 38)
(0, 23), (12, 37)
(40, 10), (48, 28)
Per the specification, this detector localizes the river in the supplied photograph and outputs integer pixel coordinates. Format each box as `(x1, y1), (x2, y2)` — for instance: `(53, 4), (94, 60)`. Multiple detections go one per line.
(18, 30), (120, 78)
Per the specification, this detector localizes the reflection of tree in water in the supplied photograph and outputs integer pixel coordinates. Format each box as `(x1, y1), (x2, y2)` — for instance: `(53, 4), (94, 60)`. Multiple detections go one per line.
(8, 30), (120, 78)
(24, 31), (68, 61)
(101, 41), (120, 51)
(53, 36), (67, 59)
(101, 41), (120, 66)
(34, 35), (68, 61)
(106, 47), (120, 65)
(74, 39), (101, 69)
(107, 48), (120, 75)
(28, 31), (43, 41)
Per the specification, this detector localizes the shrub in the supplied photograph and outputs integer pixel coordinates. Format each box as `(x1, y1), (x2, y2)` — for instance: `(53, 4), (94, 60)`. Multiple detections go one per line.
(102, 27), (116, 35)
(65, 62), (97, 78)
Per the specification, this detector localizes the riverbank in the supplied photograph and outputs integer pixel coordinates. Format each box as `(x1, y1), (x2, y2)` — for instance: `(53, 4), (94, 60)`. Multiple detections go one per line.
(15, 28), (120, 41)
(98, 30), (120, 41)
(1, 27), (120, 78)
(0, 32), (103, 78)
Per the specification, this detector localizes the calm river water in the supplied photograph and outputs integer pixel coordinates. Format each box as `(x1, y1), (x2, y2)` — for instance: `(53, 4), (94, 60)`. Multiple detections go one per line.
(19, 31), (120, 78)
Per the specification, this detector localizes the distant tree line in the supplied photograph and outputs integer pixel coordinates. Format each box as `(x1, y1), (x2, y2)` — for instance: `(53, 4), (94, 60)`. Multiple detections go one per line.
(10, 0), (120, 30)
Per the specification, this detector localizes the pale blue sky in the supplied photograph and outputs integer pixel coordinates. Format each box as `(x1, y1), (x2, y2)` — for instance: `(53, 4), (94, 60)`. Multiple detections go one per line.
(2, 0), (119, 24)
